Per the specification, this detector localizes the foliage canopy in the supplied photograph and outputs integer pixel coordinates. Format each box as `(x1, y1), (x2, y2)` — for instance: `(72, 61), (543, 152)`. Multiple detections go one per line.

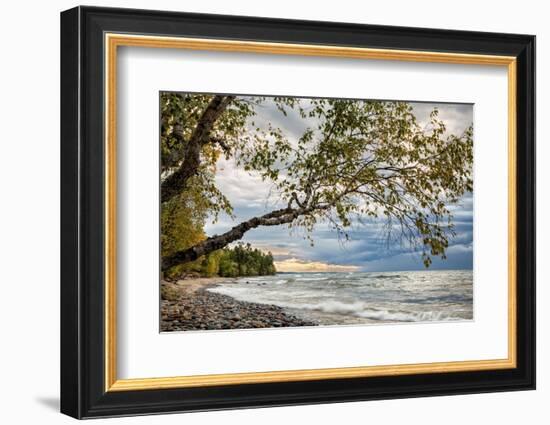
(160, 93), (473, 272)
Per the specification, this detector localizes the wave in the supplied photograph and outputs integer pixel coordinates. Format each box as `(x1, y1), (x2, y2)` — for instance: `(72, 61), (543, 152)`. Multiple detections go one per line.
(295, 276), (330, 282)
(368, 274), (404, 279)
(285, 300), (464, 322)
(213, 270), (473, 325)
(356, 309), (462, 322)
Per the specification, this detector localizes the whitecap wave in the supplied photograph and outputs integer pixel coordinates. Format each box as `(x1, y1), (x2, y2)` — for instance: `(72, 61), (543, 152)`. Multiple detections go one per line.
(289, 300), (462, 322)
(210, 270), (473, 325)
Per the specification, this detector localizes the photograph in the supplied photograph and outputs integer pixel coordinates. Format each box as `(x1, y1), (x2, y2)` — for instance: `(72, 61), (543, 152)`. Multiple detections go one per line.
(159, 93), (474, 332)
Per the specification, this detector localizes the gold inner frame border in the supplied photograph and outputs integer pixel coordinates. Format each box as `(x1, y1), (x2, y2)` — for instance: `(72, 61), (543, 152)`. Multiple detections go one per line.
(104, 33), (517, 392)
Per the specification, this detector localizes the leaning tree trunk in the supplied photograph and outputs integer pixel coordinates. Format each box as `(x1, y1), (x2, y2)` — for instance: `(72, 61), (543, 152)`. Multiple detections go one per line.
(161, 95), (235, 204)
(161, 206), (311, 271)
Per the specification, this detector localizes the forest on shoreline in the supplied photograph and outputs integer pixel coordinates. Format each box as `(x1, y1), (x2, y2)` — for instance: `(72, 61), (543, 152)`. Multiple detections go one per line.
(163, 242), (276, 280)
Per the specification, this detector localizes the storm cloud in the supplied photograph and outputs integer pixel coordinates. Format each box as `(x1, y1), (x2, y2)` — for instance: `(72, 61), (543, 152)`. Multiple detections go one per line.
(205, 98), (473, 272)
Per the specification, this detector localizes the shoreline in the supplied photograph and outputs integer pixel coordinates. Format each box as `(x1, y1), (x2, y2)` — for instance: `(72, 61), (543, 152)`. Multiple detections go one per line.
(160, 270), (473, 330)
(171, 276), (238, 293)
(161, 277), (318, 332)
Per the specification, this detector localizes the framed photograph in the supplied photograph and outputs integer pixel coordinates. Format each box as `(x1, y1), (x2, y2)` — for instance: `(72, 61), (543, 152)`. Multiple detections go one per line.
(60, 6), (535, 419)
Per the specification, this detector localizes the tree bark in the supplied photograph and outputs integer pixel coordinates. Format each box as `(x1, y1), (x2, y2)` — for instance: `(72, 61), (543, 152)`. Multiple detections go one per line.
(161, 95), (235, 204)
(161, 206), (306, 271)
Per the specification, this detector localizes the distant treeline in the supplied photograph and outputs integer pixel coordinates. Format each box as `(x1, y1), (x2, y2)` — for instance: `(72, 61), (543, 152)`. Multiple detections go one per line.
(164, 242), (276, 279)
(214, 243), (276, 277)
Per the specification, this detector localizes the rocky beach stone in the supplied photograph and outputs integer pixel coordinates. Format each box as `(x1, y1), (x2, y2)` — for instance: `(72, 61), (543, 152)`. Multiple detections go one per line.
(160, 281), (317, 332)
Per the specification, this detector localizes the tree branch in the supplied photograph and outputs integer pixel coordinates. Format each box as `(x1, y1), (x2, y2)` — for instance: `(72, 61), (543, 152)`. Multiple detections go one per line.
(161, 204), (330, 271)
(162, 207), (292, 270)
(210, 136), (231, 155)
(161, 95), (235, 203)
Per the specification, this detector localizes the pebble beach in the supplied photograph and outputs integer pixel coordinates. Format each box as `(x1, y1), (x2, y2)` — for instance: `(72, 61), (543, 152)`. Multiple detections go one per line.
(160, 278), (317, 332)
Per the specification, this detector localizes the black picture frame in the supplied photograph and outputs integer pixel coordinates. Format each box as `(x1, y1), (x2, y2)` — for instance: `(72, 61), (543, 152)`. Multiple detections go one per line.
(61, 5), (535, 419)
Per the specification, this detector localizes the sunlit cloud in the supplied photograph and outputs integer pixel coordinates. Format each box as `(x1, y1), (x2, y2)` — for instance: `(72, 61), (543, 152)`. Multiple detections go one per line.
(274, 258), (361, 273)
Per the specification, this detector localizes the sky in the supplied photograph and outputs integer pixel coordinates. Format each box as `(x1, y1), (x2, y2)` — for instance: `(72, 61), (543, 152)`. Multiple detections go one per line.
(204, 97), (473, 273)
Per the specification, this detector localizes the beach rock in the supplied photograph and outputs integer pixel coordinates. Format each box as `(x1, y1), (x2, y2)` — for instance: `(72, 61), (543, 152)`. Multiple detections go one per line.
(160, 284), (317, 332)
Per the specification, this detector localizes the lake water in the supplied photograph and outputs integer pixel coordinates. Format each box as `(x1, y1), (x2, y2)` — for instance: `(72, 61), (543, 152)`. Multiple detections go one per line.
(207, 270), (473, 326)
